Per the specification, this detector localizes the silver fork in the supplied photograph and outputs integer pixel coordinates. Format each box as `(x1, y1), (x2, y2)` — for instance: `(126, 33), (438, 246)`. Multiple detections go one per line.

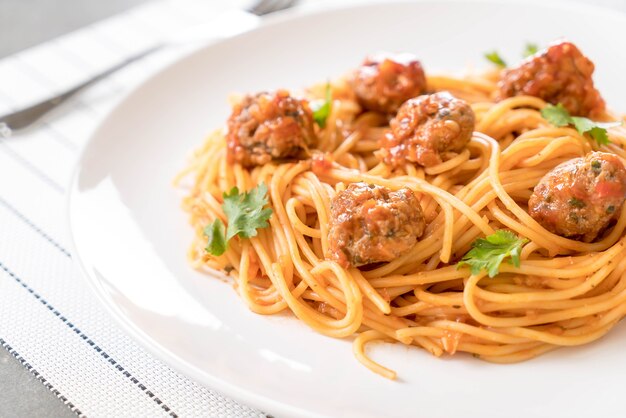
(0, 0), (297, 135)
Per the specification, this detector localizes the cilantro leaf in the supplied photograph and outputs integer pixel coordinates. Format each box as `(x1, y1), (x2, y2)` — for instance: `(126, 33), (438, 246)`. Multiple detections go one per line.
(587, 126), (610, 146)
(312, 83), (332, 128)
(570, 116), (597, 134)
(541, 103), (621, 146)
(523, 42), (538, 57)
(222, 183), (273, 240)
(540, 103), (571, 127)
(204, 219), (227, 256)
(204, 184), (273, 256)
(457, 230), (528, 278)
(579, 120), (621, 146)
(484, 51), (506, 68)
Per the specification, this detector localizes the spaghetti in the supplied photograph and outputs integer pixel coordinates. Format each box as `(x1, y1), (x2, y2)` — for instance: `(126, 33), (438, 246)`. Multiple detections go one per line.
(176, 47), (626, 379)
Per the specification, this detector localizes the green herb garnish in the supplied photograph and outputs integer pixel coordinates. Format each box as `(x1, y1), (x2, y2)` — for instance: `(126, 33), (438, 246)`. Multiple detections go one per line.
(457, 230), (528, 278)
(591, 160), (602, 174)
(568, 197), (585, 208)
(204, 219), (226, 256)
(204, 183), (273, 256)
(540, 103), (621, 146)
(484, 51), (507, 68)
(523, 42), (539, 57)
(312, 82), (332, 128)
(541, 103), (572, 126)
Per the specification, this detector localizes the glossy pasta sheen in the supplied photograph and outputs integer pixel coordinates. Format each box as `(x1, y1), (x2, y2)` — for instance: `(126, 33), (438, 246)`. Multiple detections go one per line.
(176, 69), (626, 380)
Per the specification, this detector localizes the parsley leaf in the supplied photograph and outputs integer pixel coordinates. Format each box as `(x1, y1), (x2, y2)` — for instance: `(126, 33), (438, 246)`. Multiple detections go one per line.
(586, 126), (610, 146)
(570, 116), (597, 134)
(457, 230), (528, 278)
(222, 183), (273, 240)
(572, 119), (621, 146)
(484, 51), (506, 68)
(540, 103), (571, 127)
(204, 219), (227, 256)
(540, 103), (621, 146)
(523, 42), (538, 57)
(312, 83), (332, 128)
(203, 183), (273, 256)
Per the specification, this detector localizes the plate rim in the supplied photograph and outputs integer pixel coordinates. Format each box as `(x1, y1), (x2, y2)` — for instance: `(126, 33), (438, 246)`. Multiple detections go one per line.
(66, 0), (626, 416)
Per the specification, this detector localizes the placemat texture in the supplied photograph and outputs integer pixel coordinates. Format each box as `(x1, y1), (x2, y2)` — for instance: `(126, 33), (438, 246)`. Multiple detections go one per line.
(0, 1), (269, 416)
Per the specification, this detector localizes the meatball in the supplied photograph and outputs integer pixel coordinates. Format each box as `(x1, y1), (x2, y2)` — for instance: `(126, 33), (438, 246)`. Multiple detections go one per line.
(380, 92), (475, 168)
(528, 152), (626, 242)
(328, 183), (426, 267)
(351, 53), (427, 114)
(497, 41), (605, 117)
(226, 90), (316, 167)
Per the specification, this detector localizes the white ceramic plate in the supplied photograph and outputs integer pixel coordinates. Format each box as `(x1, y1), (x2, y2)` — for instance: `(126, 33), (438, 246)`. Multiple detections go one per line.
(69, 1), (626, 417)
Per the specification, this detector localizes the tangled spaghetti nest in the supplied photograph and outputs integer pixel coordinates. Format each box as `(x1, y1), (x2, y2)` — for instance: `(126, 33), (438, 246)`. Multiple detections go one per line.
(176, 71), (626, 379)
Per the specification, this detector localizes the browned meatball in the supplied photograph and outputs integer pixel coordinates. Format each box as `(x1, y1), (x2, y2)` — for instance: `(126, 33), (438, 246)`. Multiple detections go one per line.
(328, 183), (426, 267)
(528, 152), (626, 242)
(497, 41), (605, 117)
(226, 90), (316, 167)
(351, 53), (427, 114)
(380, 92), (475, 168)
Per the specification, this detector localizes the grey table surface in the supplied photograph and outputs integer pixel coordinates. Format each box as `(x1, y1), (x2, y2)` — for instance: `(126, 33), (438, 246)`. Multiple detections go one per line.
(1, 0), (626, 417)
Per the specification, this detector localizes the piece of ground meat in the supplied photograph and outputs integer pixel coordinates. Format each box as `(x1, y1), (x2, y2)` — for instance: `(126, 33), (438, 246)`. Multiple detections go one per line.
(497, 41), (605, 117)
(380, 91), (475, 168)
(328, 183), (426, 267)
(528, 151), (626, 241)
(226, 90), (316, 167)
(351, 53), (427, 114)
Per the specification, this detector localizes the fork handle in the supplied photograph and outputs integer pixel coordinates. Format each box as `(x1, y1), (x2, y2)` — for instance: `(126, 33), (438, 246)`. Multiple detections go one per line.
(0, 8), (265, 133)
(0, 44), (164, 132)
